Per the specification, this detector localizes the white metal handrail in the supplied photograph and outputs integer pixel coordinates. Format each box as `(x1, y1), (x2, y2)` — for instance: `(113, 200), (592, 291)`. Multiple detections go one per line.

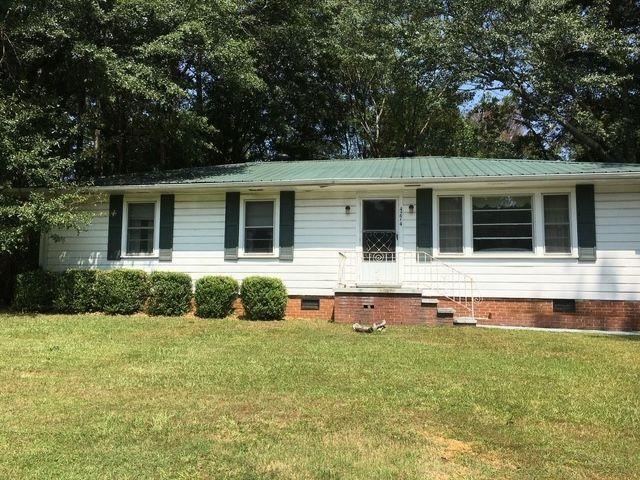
(337, 251), (348, 288)
(337, 250), (479, 318)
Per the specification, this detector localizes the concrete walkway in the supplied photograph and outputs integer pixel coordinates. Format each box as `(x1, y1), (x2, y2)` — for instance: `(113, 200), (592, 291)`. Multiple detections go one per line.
(478, 324), (640, 336)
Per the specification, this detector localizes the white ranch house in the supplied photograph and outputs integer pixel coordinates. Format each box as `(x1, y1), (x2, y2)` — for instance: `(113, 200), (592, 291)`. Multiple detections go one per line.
(40, 156), (640, 330)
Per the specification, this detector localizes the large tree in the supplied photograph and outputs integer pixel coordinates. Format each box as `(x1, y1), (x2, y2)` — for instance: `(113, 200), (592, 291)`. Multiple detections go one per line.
(446, 0), (640, 162)
(461, 94), (550, 159)
(0, 0), (254, 253)
(331, 0), (471, 157)
(203, 0), (348, 162)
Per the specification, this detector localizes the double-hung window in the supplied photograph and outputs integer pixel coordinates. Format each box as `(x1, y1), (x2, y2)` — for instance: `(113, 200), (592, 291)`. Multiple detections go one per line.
(438, 196), (464, 253)
(126, 202), (156, 255)
(244, 200), (275, 254)
(543, 194), (571, 253)
(472, 196), (533, 252)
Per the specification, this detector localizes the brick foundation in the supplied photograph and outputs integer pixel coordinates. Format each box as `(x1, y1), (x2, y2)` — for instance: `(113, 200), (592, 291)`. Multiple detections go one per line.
(285, 296), (336, 320)
(233, 296), (335, 320)
(467, 298), (640, 331)
(332, 293), (640, 331)
(232, 294), (639, 331)
(333, 292), (442, 325)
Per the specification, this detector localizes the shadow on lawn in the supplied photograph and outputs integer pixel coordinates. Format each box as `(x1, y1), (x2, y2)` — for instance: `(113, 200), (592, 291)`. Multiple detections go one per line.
(0, 307), (40, 318)
(604, 334), (640, 342)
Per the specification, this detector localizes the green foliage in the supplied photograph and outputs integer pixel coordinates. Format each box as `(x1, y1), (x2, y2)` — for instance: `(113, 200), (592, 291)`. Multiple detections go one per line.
(331, 0), (470, 158)
(147, 272), (193, 316)
(458, 95), (544, 159)
(240, 276), (288, 321)
(0, 96), (93, 254)
(95, 270), (149, 315)
(0, 0), (248, 258)
(446, 0), (640, 162)
(53, 269), (99, 313)
(13, 269), (57, 313)
(194, 276), (239, 319)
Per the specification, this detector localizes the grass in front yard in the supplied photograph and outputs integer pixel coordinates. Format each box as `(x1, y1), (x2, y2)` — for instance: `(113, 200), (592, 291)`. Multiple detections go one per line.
(0, 314), (638, 479)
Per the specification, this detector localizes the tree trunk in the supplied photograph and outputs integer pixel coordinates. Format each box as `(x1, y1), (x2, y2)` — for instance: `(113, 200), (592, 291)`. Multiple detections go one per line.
(195, 51), (203, 115)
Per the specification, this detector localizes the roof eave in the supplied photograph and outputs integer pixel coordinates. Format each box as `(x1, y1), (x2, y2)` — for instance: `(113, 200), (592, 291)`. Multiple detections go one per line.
(93, 171), (640, 192)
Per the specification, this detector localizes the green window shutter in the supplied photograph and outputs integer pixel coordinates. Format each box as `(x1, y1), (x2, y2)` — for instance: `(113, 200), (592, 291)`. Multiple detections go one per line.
(159, 194), (175, 261)
(416, 188), (433, 258)
(576, 184), (597, 261)
(279, 191), (295, 260)
(224, 192), (240, 260)
(107, 194), (123, 260)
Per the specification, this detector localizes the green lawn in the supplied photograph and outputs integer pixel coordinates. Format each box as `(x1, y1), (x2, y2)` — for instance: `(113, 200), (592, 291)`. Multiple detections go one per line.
(0, 315), (638, 479)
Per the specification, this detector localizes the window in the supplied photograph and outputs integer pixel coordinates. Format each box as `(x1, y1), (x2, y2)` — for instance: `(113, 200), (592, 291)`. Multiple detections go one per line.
(438, 196), (463, 253)
(472, 196), (533, 252)
(544, 194), (571, 253)
(126, 203), (155, 255)
(244, 200), (275, 254)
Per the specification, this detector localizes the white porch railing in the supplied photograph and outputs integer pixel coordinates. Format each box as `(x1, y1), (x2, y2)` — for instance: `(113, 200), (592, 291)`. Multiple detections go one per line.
(337, 250), (478, 318)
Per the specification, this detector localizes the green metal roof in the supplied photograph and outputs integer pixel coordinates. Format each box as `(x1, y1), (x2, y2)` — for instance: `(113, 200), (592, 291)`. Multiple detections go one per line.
(96, 156), (640, 188)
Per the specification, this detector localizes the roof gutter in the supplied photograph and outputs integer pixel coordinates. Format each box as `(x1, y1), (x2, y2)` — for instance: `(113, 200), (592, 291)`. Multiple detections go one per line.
(92, 171), (640, 192)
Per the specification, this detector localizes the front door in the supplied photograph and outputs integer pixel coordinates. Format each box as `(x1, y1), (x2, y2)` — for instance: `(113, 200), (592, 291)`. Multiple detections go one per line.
(360, 199), (398, 285)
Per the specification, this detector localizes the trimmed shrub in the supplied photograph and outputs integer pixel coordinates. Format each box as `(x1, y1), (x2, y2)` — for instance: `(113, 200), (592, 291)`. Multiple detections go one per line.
(54, 269), (98, 313)
(13, 269), (57, 313)
(195, 276), (239, 318)
(95, 269), (149, 315)
(147, 272), (193, 316)
(240, 276), (288, 320)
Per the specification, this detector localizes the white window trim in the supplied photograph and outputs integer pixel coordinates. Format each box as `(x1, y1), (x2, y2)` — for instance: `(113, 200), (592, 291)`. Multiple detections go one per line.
(121, 199), (161, 258)
(433, 188), (579, 259)
(238, 195), (279, 258)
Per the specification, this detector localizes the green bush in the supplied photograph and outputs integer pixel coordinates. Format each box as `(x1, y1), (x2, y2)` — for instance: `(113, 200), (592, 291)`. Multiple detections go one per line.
(95, 269), (149, 315)
(194, 276), (239, 318)
(13, 269), (57, 313)
(147, 271), (193, 316)
(53, 269), (98, 313)
(240, 276), (288, 320)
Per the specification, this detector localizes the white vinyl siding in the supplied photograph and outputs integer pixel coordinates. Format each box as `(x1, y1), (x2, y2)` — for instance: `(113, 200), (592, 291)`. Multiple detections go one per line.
(41, 182), (640, 301)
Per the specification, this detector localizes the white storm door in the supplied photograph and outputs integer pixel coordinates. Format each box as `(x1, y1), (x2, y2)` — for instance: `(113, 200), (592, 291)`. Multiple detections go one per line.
(359, 199), (398, 285)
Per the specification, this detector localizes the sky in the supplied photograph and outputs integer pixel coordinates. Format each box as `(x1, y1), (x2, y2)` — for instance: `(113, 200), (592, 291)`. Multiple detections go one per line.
(459, 83), (511, 113)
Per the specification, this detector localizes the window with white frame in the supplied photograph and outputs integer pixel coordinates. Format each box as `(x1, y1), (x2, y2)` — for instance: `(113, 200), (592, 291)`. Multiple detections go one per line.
(438, 196), (463, 253)
(244, 200), (275, 254)
(126, 203), (156, 255)
(543, 194), (571, 253)
(472, 195), (533, 252)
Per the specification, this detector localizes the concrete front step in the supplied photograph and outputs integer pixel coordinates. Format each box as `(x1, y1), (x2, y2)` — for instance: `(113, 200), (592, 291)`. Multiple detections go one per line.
(453, 316), (477, 326)
(437, 307), (455, 317)
(421, 297), (439, 306)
